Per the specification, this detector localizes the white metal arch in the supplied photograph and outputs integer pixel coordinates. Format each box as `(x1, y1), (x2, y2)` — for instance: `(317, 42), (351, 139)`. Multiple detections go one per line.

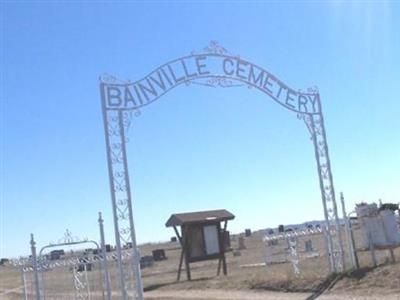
(99, 42), (345, 300)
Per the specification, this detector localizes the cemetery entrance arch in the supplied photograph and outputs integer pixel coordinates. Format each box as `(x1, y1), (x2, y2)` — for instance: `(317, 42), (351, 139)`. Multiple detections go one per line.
(99, 42), (345, 300)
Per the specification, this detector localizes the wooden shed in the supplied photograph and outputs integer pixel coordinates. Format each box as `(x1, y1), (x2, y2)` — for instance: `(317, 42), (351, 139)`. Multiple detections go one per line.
(166, 209), (235, 281)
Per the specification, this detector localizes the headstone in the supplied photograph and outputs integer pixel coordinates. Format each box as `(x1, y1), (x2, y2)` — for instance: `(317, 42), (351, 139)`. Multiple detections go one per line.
(140, 255), (154, 269)
(77, 257), (92, 272)
(233, 250), (241, 256)
(238, 236), (246, 250)
(50, 250), (64, 260)
(152, 249), (167, 261)
(278, 225), (284, 233)
(245, 229), (252, 237)
(305, 239), (313, 252)
(170, 237), (177, 242)
(267, 239), (278, 246)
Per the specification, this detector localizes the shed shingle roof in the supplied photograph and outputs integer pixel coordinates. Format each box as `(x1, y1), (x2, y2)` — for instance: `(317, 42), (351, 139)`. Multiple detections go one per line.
(165, 209), (235, 227)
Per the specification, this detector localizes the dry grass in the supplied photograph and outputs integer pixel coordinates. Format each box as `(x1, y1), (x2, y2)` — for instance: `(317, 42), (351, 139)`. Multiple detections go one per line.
(1, 226), (399, 299)
(139, 227), (399, 293)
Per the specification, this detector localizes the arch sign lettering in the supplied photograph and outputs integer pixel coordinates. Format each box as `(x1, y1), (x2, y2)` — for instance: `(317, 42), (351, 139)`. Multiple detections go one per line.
(104, 54), (319, 114)
(99, 42), (344, 300)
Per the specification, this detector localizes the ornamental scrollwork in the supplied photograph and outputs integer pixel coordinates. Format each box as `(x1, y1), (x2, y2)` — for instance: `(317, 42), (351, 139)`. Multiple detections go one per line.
(297, 113), (313, 139)
(190, 76), (243, 88)
(53, 229), (87, 244)
(203, 40), (228, 55)
(99, 73), (129, 84)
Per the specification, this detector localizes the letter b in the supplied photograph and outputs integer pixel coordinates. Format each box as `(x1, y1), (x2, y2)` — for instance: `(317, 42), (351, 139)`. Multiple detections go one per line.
(107, 87), (122, 107)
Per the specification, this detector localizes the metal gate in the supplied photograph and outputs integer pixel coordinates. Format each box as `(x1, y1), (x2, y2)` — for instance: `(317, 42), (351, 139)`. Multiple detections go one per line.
(24, 226), (112, 300)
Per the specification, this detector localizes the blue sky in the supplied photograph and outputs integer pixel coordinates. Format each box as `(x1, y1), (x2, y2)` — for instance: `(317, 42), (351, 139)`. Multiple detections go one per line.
(1, 1), (399, 258)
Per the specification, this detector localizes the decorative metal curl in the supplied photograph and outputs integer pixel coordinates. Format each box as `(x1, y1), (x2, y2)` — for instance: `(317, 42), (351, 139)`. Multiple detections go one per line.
(114, 181), (127, 192)
(114, 171), (125, 178)
(190, 76), (243, 88)
(52, 229), (87, 245)
(111, 152), (123, 164)
(191, 40), (239, 58)
(203, 40), (228, 55)
(111, 143), (122, 150)
(117, 199), (128, 206)
(122, 111), (133, 129)
(297, 113), (313, 139)
(296, 86), (319, 94)
(99, 73), (129, 84)
(307, 86), (319, 93)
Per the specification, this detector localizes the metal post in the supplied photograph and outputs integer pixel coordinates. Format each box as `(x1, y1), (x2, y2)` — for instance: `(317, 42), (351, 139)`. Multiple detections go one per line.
(118, 110), (144, 300)
(286, 236), (300, 276)
(30, 234), (41, 300)
(73, 267), (78, 300)
(72, 267), (76, 300)
(20, 267), (28, 300)
(310, 114), (335, 271)
(317, 108), (345, 272)
(100, 84), (143, 299)
(98, 212), (112, 300)
(321, 225), (333, 273)
(85, 264), (91, 300)
(347, 212), (360, 269)
(100, 93), (128, 299)
(340, 192), (352, 269)
(368, 232), (377, 267)
(308, 104), (345, 273)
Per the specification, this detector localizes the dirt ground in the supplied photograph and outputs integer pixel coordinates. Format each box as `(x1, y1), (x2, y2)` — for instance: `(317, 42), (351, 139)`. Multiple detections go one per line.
(1, 227), (399, 299)
(144, 289), (400, 300)
(139, 228), (400, 300)
(142, 261), (400, 300)
(145, 289), (309, 300)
